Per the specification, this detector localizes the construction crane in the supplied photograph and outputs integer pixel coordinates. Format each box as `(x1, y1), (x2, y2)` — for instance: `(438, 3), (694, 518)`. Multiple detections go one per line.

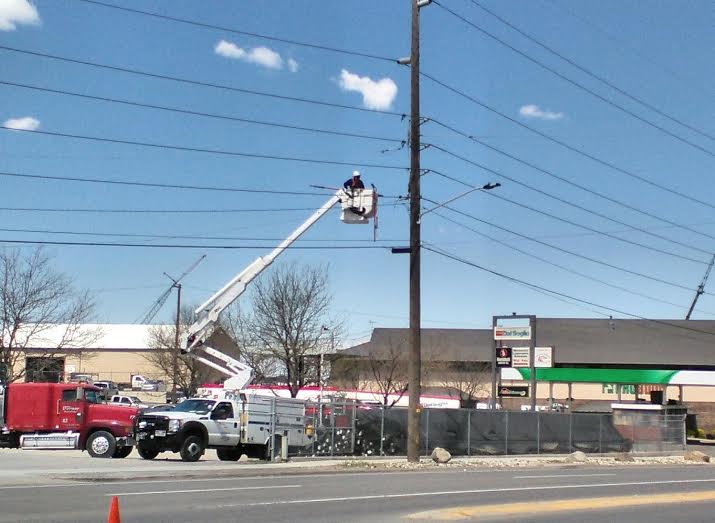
(686, 254), (715, 320)
(136, 255), (207, 324)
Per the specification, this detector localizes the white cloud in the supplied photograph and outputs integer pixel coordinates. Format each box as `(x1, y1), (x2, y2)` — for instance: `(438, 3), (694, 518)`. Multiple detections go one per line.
(3, 116), (40, 131)
(338, 69), (398, 111)
(0, 0), (40, 31)
(214, 40), (297, 72)
(519, 104), (564, 121)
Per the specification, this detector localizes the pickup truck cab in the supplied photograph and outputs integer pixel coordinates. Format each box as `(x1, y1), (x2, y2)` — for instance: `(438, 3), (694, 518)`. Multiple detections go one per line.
(135, 394), (313, 462)
(110, 395), (145, 408)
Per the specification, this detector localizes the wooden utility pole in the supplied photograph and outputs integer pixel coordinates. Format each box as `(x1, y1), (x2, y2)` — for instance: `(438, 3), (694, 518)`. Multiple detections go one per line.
(407, 0), (422, 463)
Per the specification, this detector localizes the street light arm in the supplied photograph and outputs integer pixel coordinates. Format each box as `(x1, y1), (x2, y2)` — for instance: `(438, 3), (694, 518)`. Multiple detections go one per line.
(419, 182), (500, 219)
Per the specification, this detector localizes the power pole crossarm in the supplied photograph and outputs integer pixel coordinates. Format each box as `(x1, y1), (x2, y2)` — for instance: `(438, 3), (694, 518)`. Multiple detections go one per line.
(686, 254), (715, 320)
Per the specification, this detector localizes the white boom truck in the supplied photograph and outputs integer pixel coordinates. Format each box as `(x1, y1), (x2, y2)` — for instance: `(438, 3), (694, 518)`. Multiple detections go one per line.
(134, 187), (376, 461)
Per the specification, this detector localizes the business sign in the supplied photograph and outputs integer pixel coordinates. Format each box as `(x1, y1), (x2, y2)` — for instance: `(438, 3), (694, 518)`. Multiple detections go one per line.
(512, 347), (530, 368)
(535, 347), (553, 368)
(498, 386), (529, 398)
(495, 347), (512, 367)
(494, 326), (531, 340)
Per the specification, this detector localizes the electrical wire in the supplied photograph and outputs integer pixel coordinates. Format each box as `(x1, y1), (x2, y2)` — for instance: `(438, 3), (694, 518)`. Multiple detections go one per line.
(433, 1), (715, 156)
(428, 118), (715, 237)
(420, 71), (715, 211)
(0, 239), (393, 250)
(423, 244), (715, 337)
(0, 126), (407, 171)
(467, 0), (714, 142)
(0, 203), (404, 214)
(429, 145), (715, 257)
(424, 198), (713, 296)
(75, 0), (398, 63)
(431, 210), (715, 316)
(0, 45), (407, 117)
(0, 80), (403, 144)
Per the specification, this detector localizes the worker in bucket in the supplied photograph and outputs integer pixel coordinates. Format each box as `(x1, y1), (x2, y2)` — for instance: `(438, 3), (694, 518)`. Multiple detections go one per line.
(343, 170), (365, 193)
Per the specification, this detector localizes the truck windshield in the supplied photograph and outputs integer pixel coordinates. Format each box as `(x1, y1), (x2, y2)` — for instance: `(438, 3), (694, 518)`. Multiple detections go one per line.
(172, 399), (215, 414)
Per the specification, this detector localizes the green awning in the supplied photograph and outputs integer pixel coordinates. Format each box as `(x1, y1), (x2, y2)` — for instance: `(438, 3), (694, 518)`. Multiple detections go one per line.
(514, 368), (678, 384)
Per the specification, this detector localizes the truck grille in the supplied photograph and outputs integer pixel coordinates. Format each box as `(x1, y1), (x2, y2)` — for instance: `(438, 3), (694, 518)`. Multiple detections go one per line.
(136, 415), (169, 431)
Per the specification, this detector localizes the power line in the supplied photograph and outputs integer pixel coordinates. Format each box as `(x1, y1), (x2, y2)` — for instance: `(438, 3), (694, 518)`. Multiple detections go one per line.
(0, 226), (406, 243)
(429, 145), (715, 259)
(432, 210), (715, 316)
(543, 0), (714, 100)
(75, 0), (397, 63)
(0, 203), (404, 214)
(433, 1), (715, 156)
(420, 71), (715, 211)
(0, 170), (407, 199)
(426, 163), (710, 266)
(0, 239), (393, 250)
(0, 80), (403, 144)
(0, 45), (407, 117)
(468, 0), (714, 142)
(423, 244), (715, 338)
(426, 199), (713, 296)
(428, 118), (715, 238)
(1, 126), (407, 171)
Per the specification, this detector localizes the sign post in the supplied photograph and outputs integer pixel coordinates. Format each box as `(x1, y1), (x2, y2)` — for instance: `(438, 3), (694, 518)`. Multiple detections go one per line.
(492, 315), (537, 410)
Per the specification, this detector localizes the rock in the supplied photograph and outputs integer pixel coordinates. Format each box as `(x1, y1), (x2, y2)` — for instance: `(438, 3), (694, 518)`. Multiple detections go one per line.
(566, 451), (587, 463)
(614, 453), (635, 462)
(238, 454), (249, 463)
(431, 447), (452, 464)
(684, 450), (711, 463)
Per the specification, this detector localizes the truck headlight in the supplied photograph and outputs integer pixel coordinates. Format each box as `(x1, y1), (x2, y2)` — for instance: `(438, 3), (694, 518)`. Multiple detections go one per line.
(168, 419), (182, 433)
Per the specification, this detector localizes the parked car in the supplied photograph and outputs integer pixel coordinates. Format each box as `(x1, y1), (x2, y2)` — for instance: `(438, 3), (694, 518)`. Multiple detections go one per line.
(94, 381), (119, 399)
(68, 373), (95, 385)
(140, 380), (166, 392)
(110, 395), (147, 408)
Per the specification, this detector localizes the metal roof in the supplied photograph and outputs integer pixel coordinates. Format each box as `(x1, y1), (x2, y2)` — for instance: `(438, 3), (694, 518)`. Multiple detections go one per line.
(337, 319), (715, 368)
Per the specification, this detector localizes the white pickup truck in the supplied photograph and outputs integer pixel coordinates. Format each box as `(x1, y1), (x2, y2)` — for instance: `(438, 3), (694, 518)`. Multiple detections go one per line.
(134, 393), (313, 461)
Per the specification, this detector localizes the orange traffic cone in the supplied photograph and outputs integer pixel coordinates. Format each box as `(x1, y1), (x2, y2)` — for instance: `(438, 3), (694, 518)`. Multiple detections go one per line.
(107, 496), (121, 523)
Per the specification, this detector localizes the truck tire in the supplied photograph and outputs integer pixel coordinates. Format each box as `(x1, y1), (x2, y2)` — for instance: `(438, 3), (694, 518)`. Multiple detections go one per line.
(180, 435), (205, 462)
(112, 446), (133, 459)
(137, 444), (160, 460)
(216, 448), (241, 461)
(86, 431), (117, 458)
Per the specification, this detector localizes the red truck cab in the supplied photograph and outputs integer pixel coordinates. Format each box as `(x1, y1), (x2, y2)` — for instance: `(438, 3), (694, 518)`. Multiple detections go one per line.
(0, 382), (137, 458)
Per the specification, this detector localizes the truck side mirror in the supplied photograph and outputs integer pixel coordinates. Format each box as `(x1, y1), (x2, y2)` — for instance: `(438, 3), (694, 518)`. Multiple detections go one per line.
(75, 387), (85, 401)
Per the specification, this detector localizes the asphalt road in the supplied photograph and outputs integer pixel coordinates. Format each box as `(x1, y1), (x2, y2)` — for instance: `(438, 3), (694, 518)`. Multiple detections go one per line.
(0, 464), (714, 522)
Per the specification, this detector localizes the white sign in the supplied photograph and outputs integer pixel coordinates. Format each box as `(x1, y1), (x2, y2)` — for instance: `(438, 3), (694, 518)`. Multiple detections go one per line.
(65, 365), (76, 374)
(535, 347), (553, 368)
(493, 326), (531, 340)
(511, 347), (530, 368)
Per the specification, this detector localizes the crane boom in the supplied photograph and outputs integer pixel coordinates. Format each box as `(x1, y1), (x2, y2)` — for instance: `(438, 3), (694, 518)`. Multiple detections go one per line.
(182, 192), (342, 389)
(686, 254), (715, 320)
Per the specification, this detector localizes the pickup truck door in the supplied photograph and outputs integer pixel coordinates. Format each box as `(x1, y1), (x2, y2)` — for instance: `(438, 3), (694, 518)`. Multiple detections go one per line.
(57, 388), (85, 431)
(205, 402), (240, 446)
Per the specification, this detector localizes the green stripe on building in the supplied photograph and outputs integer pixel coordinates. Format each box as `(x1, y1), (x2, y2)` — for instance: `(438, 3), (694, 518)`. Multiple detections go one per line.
(515, 368), (678, 384)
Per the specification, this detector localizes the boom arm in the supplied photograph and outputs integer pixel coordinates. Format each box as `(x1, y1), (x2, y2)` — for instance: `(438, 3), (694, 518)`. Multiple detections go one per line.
(182, 192), (341, 389)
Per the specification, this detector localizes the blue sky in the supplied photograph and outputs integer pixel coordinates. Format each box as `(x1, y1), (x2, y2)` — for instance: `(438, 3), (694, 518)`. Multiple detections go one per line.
(1, 0), (713, 345)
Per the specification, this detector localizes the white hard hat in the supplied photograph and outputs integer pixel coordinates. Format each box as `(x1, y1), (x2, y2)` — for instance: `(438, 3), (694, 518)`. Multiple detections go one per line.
(352, 170), (361, 177)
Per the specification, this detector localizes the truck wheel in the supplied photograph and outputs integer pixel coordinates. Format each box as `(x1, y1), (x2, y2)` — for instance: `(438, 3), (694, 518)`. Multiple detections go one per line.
(86, 431), (117, 458)
(112, 446), (133, 459)
(216, 448), (241, 461)
(180, 435), (205, 462)
(137, 444), (160, 460)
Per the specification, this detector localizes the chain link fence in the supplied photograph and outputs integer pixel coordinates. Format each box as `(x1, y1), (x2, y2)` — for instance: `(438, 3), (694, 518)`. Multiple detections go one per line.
(292, 401), (686, 457)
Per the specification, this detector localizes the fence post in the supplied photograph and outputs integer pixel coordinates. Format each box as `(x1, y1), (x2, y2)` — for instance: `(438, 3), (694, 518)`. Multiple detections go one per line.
(536, 411), (540, 455)
(269, 397), (276, 462)
(467, 409), (471, 457)
(379, 406), (385, 456)
(504, 410), (509, 456)
(568, 411), (573, 453)
(424, 409), (430, 457)
(598, 415), (603, 454)
(311, 405), (316, 456)
(351, 401), (357, 455)
(329, 401), (335, 457)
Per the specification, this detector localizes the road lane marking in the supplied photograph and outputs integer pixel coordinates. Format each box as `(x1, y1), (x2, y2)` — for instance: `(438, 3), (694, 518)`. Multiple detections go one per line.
(513, 473), (616, 479)
(208, 478), (715, 507)
(107, 484), (301, 496)
(406, 489), (715, 520)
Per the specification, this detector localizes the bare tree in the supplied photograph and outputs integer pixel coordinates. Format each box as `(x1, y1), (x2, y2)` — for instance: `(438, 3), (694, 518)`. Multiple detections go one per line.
(222, 305), (279, 384)
(247, 264), (341, 398)
(431, 361), (490, 408)
(0, 248), (97, 383)
(361, 340), (408, 408)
